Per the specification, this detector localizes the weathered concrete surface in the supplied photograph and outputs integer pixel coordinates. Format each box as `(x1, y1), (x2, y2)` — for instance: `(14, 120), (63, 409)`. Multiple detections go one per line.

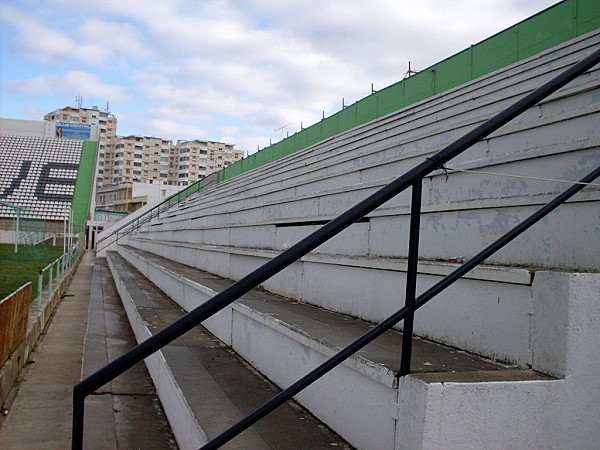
(123, 239), (536, 367)
(0, 251), (81, 409)
(114, 244), (554, 450)
(107, 250), (353, 450)
(0, 253), (176, 449)
(0, 252), (94, 449)
(137, 32), (600, 271)
(82, 257), (176, 450)
(396, 272), (600, 450)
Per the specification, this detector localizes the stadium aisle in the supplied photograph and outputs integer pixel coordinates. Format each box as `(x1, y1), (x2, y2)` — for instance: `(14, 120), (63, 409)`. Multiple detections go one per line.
(0, 252), (175, 449)
(0, 252), (94, 448)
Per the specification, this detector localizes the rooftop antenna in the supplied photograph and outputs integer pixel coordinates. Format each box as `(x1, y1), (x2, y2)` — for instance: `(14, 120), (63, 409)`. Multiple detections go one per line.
(76, 93), (83, 108)
(104, 101), (110, 112)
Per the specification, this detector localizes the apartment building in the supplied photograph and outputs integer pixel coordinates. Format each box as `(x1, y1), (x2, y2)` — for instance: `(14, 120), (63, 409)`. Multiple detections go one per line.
(109, 135), (171, 185)
(43, 107), (245, 189)
(44, 106), (117, 187)
(170, 140), (244, 186)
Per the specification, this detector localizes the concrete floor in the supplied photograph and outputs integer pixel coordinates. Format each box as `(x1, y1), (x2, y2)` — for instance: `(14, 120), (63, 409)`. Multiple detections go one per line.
(0, 252), (176, 449)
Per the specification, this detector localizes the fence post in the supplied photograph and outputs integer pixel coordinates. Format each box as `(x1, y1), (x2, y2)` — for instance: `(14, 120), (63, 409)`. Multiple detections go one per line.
(37, 269), (43, 312)
(48, 263), (53, 297)
(54, 259), (58, 288)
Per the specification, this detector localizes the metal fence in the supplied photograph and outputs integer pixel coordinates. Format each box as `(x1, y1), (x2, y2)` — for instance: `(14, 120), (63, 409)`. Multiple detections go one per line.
(36, 233), (84, 312)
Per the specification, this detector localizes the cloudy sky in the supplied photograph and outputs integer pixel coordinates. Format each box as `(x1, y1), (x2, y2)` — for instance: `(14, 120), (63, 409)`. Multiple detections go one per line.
(1, 0), (558, 154)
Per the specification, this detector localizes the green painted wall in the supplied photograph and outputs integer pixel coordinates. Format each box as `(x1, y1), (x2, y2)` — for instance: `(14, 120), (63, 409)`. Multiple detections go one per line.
(219, 0), (599, 183)
(72, 140), (97, 230)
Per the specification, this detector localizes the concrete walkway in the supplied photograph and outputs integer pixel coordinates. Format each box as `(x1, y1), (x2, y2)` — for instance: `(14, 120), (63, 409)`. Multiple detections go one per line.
(0, 252), (94, 449)
(0, 252), (175, 449)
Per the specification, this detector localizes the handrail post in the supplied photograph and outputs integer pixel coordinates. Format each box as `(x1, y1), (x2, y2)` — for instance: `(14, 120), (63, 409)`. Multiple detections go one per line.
(72, 395), (84, 450)
(400, 179), (423, 376)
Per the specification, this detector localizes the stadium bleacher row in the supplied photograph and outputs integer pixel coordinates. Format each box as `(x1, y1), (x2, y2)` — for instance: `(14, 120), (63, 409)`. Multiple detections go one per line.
(0, 135), (82, 220)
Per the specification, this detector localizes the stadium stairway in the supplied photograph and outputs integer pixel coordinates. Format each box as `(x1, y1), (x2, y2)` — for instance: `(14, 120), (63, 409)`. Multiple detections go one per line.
(94, 31), (600, 449)
(100, 251), (352, 449)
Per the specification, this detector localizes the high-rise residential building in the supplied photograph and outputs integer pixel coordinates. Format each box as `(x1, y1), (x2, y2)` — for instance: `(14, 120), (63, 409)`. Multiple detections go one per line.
(108, 135), (172, 185)
(169, 140), (244, 186)
(42, 106), (245, 190)
(44, 106), (117, 187)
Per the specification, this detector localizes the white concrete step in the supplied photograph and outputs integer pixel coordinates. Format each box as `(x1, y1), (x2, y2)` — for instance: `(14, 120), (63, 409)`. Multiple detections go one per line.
(131, 32), (600, 271)
(126, 236), (535, 367)
(105, 250), (352, 450)
(113, 243), (565, 449)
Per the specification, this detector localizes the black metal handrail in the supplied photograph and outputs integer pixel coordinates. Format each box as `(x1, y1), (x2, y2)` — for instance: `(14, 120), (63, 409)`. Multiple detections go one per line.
(73, 47), (600, 449)
(203, 164), (600, 450)
(95, 178), (205, 252)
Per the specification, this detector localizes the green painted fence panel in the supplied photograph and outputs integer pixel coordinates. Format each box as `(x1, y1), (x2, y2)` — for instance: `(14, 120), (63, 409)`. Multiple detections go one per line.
(433, 48), (472, 94)
(356, 94), (379, 125)
(321, 115), (339, 140)
(377, 82), (405, 117)
(294, 127), (309, 150)
(241, 156), (252, 172)
(228, 161), (242, 179)
(472, 27), (519, 78)
(517, 1), (577, 60)
(577, 0), (600, 34)
(272, 141), (284, 160)
(255, 148), (268, 166)
(403, 69), (435, 106)
(305, 122), (323, 147)
(337, 104), (357, 131)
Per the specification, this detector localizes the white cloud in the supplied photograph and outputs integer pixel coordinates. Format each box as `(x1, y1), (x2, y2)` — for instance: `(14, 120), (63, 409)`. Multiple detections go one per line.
(1, 0), (559, 150)
(1, 3), (150, 68)
(18, 108), (48, 120)
(142, 119), (208, 142)
(8, 71), (131, 104)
